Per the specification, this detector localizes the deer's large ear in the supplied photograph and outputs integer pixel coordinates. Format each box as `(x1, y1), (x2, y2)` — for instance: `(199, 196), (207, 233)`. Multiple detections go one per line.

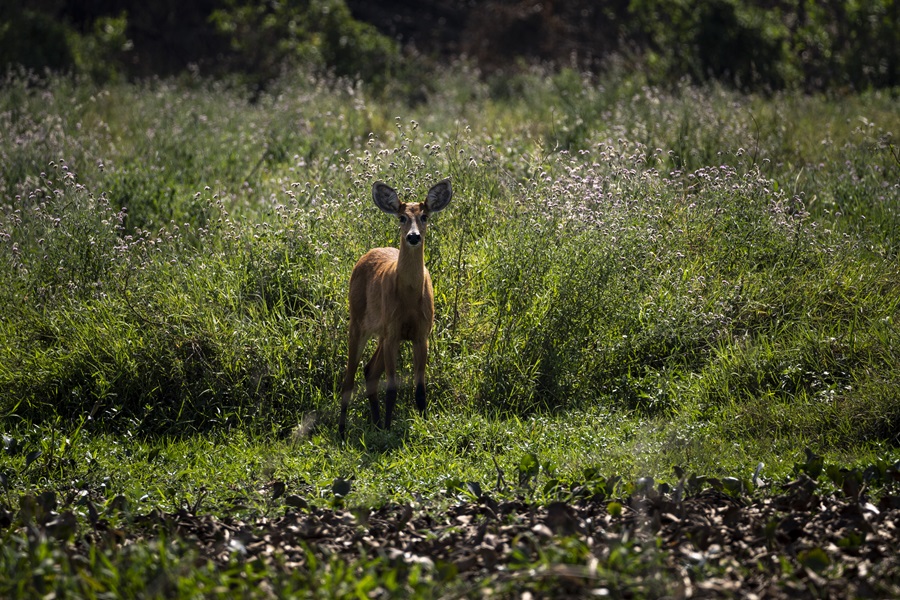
(372, 182), (401, 214)
(425, 179), (452, 213)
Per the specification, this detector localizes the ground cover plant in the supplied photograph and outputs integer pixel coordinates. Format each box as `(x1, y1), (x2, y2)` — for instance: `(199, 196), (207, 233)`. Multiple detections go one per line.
(1, 67), (899, 596)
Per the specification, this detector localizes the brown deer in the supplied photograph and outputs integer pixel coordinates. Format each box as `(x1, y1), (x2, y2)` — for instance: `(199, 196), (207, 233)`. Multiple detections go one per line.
(338, 179), (453, 439)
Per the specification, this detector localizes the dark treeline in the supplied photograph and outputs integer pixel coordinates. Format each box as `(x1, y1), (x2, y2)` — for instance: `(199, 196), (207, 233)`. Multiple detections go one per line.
(1, 0), (397, 89)
(2, 0), (898, 92)
(354, 0), (899, 91)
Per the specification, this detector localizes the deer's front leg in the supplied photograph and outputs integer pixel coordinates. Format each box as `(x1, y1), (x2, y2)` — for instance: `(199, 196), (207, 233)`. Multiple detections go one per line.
(412, 338), (428, 418)
(382, 337), (400, 430)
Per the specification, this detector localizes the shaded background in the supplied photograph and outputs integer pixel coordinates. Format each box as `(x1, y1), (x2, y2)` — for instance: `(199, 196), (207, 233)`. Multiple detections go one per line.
(2, 1), (898, 92)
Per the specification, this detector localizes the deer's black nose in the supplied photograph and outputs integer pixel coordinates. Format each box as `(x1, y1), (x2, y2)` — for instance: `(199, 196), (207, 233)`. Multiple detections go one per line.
(406, 232), (421, 246)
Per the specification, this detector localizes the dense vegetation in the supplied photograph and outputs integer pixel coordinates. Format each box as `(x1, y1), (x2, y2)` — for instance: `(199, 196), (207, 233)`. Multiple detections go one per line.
(1, 65), (898, 595)
(4, 0), (900, 92)
(1, 2), (899, 595)
(2, 68), (898, 435)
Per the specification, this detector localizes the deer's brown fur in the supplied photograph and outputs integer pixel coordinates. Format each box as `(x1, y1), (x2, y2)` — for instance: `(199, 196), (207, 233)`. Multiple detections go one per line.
(338, 179), (452, 438)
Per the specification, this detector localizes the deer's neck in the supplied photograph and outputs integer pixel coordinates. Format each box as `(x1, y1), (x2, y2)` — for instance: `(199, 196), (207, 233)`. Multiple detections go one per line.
(396, 242), (426, 293)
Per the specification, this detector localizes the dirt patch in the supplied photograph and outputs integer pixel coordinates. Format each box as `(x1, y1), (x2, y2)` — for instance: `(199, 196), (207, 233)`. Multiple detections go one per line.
(141, 482), (899, 597)
(6, 469), (900, 597)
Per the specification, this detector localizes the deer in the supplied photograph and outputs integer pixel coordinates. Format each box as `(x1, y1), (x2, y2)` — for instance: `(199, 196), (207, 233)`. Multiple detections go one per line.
(338, 179), (453, 439)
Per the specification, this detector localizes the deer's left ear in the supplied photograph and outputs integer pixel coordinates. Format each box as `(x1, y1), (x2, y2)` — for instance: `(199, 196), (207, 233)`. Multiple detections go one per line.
(424, 179), (452, 213)
(373, 182), (401, 214)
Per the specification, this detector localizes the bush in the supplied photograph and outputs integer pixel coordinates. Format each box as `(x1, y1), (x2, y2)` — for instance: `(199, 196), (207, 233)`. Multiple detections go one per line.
(0, 7), (74, 75)
(204, 0), (400, 88)
(627, 0), (793, 90)
(1, 1), (399, 88)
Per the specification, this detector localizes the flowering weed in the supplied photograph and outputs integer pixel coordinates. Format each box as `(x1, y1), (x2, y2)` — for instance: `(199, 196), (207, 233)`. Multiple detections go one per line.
(0, 68), (897, 453)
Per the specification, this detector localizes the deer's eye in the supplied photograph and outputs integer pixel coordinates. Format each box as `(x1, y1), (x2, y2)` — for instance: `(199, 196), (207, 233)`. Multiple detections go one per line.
(420, 214), (428, 222)
(398, 215), (408, 224)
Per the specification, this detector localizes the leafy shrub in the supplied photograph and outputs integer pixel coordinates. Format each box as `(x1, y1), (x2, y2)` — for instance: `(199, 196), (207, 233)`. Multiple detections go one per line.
(1, 1), (399, 89)
(791, 0), (900, 90)
(627, 0), (793, 90)
(210, 0), (400, 88)
(0, 6), (74, 74)
(462, 0), (899, 92)
(66, 12), (133, 83)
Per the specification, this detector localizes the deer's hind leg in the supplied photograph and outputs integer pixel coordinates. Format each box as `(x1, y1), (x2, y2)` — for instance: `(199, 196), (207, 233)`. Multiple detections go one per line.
(339, 325), (368, 440)
(381, 336), (400, 430)
(364, 340), (385, 428)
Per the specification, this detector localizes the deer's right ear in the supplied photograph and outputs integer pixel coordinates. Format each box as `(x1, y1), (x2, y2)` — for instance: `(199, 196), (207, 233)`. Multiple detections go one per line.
(425, 179), (452, 213)
(373, 182), (401, 214)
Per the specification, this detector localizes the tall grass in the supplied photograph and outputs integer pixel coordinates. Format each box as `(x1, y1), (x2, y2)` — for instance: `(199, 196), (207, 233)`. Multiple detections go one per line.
(1, 67), (898, 454)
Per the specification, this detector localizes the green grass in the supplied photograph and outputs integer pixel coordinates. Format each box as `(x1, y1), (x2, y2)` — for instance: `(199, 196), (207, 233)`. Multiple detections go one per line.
(1, 67), (899, 595)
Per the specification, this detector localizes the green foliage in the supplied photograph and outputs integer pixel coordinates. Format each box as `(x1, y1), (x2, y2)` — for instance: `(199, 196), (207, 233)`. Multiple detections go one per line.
(623, 0), (900, 90)
(0, 418), (897, 597)
(0, 73), (897, 600)
(1, 1), (399, 88)
(0, 7), (135, 83)
(628, 0), (794, 89)
(791, 0), (900, 90)
(5, 1), (900, 92)
(209, 0), (400, 88)
(1, 70), (898, 449)
(66, 12), (133, 83)
(0, 6), (74, 74)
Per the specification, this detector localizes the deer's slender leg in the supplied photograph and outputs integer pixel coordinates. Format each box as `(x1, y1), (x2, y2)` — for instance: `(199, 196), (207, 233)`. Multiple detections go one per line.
(382, 337), (400, 430)
(412, 338), (428, 418)
(339, 325), (366, 439)
(364, 340), (384, 428)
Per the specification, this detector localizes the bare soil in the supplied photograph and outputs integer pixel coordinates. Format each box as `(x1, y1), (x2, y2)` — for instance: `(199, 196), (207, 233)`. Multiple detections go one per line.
(132, 481), (900, 597)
